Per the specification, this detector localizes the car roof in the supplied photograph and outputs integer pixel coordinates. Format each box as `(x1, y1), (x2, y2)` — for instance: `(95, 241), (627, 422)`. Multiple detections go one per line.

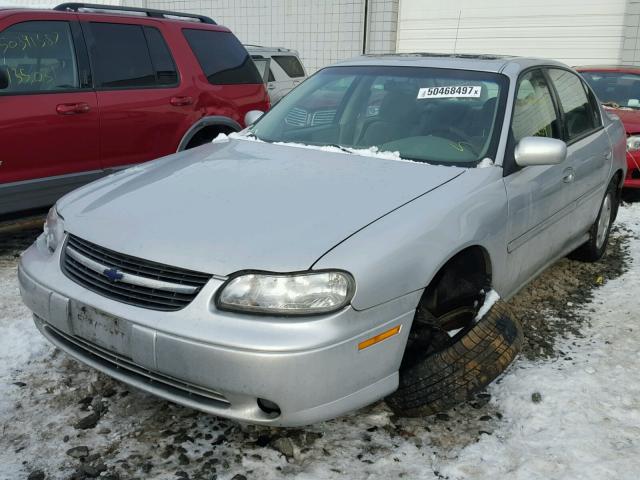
(333, 53), (570, 74)
(576, 65), (640, 74)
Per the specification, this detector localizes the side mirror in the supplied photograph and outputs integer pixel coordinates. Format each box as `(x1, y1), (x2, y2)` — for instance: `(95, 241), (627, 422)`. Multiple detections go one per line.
(244, 110), (264, 126)
(515, 136), (567, 167)
(0, 67), (9, 90)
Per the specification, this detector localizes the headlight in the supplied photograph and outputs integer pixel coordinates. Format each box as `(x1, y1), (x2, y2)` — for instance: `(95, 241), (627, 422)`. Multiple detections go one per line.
(627, 135), (640, 152)
(42, 206), (65, 253)
(216, 271), (355, 315)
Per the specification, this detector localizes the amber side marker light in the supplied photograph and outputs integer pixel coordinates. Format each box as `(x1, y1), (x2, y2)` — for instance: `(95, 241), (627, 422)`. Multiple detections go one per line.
(358, 325), (401, 351)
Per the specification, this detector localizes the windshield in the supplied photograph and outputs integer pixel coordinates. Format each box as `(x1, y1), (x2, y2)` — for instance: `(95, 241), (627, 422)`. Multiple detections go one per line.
(580, 71), (640, 109)
(250, 66), (508, 166)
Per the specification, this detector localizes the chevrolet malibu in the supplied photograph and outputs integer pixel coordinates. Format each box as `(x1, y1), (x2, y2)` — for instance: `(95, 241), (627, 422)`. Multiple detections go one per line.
(19, 54), (626, 426)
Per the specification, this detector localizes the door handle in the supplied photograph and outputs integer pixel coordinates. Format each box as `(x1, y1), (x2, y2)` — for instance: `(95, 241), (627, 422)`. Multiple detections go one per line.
(268, 84), (276, 90)
(604, 151), (612, 160)
(56, 102), (91, 115)
(562, 167), (575, 183)
(170, 96), (193, 107)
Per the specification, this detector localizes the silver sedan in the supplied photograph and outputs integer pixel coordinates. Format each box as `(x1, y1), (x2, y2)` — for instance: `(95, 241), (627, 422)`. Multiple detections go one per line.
(19, 54), (626, 426)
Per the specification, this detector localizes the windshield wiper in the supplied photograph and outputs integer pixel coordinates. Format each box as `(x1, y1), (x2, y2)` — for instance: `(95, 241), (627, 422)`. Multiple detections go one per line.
(326, 143), (355, 154)
(602, 101), (621, 109)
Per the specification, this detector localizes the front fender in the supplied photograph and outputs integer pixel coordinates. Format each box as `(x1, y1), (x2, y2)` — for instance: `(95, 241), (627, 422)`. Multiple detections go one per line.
(312, 168), (509, 311)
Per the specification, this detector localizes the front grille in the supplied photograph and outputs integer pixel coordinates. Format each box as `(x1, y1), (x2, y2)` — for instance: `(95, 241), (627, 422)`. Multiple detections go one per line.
(42, 321), (229, 408)
(62, 235), (211, 311)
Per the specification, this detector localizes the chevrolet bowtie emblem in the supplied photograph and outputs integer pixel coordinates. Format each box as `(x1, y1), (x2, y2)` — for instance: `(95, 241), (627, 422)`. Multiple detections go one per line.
(103, 267), (124, 282)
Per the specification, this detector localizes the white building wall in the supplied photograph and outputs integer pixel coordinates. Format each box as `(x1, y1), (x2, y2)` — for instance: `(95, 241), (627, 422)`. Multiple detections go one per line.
(397, 0), (639, 66)
(125, 0), (369, 73)
(366, 0), (399, 54)
(623, 0), (640, 64)
(0, 0), (401, 72)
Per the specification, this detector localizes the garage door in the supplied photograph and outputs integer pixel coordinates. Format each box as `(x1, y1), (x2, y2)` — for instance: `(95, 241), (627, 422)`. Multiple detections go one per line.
(397, 0), (629, 66)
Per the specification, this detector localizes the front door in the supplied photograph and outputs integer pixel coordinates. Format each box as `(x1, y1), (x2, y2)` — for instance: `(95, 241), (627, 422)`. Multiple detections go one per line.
(503, 69), (574, 289)
(0, 18), (99, 188)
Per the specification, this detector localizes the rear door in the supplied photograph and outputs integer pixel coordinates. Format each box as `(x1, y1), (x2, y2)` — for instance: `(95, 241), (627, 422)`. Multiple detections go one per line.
(0, 17), (99, 186)
(503, 69), (573, 288)
(546, 68), (610, 237)
(82, 20), (196, 170)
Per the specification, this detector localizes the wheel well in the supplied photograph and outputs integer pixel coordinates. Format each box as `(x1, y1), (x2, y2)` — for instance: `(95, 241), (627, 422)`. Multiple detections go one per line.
(420, 246), (492, 316)
(185, 124), (235, 149)
(613, 169), (623, 189)
(612, 169), (623, 221)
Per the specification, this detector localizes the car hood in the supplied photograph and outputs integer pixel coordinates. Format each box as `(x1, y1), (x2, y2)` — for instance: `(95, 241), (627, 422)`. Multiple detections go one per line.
(59, 138), (464, 275)
(605, 106), (640, 133)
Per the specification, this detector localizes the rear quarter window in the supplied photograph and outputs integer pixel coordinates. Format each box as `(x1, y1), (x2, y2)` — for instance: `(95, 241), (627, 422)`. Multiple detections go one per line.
(183, 29), (262, 85)
(272, 55), (305, 78)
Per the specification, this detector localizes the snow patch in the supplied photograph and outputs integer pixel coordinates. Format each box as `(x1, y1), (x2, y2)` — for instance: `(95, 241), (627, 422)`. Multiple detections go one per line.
(476, 158), (494, 168)
(474, 289), (500, 322)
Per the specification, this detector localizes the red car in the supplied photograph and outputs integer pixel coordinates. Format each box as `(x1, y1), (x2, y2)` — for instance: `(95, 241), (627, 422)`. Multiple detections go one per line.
(578, 66), (640, 188)
(0, 3), (269, 216)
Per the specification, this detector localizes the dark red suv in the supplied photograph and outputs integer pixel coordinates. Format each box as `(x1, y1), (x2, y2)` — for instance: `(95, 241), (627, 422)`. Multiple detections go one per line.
(0, 3), (269, 216)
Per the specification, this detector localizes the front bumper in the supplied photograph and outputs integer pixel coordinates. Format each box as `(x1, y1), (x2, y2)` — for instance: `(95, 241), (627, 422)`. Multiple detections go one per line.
(18, 240), (419, 426)
(624, 151), (640, 188)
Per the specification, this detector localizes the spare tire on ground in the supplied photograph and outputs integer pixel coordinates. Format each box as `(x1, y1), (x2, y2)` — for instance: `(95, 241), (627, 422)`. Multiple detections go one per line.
(386, 300), (523, 417)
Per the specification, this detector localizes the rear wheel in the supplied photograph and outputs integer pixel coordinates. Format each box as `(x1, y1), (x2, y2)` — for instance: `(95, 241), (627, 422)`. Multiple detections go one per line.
(570, 180), (617, 262)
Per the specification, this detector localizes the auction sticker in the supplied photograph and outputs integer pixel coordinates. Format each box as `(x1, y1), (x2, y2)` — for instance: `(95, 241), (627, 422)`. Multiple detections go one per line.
(417, 85), (482, 99)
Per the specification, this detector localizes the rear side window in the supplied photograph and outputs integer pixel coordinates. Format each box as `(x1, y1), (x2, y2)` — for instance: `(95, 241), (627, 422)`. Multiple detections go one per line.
(548, 69), (598, 141)
(143, 27), (178, 86)
(0, 21), (79, 93)
(183, 29), (262, 85)
(85, 23), (155, 89)
(272, 55), (305, 78)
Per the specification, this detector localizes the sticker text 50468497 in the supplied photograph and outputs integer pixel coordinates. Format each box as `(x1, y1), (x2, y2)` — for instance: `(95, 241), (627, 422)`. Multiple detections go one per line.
(417, 85), (482, 99)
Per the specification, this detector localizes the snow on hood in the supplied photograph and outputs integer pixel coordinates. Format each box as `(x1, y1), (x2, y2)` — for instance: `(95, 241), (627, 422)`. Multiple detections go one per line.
(58, 137), (465, 275)
(218, 132), (494, 167)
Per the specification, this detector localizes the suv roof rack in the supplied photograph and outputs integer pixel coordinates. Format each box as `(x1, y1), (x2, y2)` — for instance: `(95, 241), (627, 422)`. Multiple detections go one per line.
(54, 3), (216, 24)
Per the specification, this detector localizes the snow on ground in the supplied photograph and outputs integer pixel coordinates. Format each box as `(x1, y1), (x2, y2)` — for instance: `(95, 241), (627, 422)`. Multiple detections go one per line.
(1, 205), (640, 479)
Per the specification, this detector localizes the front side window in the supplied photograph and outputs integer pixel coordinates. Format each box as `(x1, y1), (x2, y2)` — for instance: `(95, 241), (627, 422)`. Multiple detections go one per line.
(85, 23), (155, 89)
(183, 29), (262, 85)
(548, 68), (598, 141)
(251, 66), (508, 166)
(0, 21), (79, 93)
(272, 55), (305, 78)
(512, 70), (560, 142)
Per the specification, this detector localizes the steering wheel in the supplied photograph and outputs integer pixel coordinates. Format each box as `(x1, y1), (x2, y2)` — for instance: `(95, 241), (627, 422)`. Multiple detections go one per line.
(432, 126), (479, 156)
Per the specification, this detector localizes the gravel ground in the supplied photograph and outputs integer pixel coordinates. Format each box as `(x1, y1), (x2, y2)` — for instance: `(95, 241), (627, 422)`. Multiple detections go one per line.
(0, 205), (636, 480)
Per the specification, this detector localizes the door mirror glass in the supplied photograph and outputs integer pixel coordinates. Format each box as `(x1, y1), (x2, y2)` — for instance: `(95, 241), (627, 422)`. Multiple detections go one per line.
(244, 110), (264, 125)
(515, 136), (567, 167)
(0, 67), (9, 90)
